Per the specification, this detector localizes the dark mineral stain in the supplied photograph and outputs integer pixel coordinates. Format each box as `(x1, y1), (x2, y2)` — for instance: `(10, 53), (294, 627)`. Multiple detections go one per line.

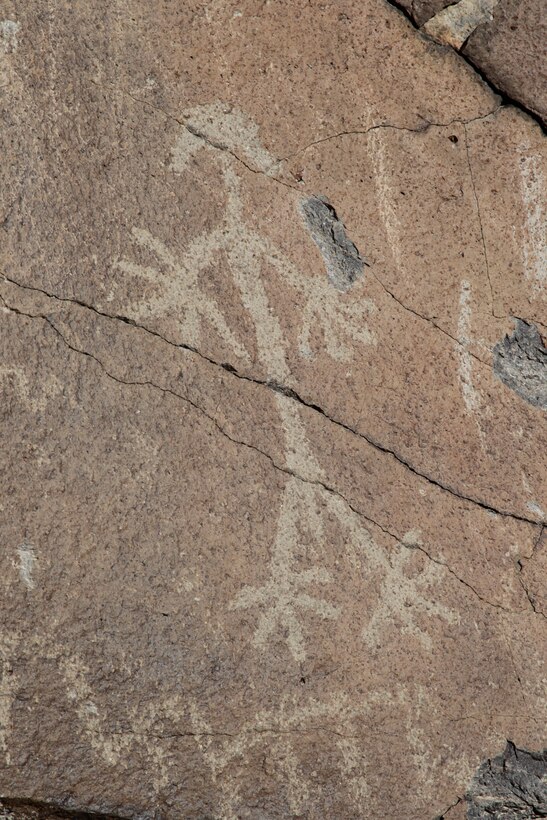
(300, 195), (367, 291)
(493, 319), (547, 410)
(0, 797), (139, 820)
(466, 741), (547, 819)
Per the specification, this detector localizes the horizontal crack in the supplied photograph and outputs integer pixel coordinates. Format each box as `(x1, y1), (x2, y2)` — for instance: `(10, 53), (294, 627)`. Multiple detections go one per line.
(87, 79), (298, 193)
(1, 275), (540, 527)
(89, 75), (503, 189)
(280, 107), (501, 160)
(1, 292), (538, 618)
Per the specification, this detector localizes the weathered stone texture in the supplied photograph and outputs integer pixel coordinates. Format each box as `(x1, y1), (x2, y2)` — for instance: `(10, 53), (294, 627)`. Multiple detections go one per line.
(0, 0), (545, 818)
(397, 0), (546, 125)
(463, 0), (547, 126)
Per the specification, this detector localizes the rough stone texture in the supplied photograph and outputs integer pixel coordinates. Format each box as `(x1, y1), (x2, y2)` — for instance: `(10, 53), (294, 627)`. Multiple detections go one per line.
(300, 196), (366, 291)
(396, 0), (454, 28)
(0, 1), (545, 819)
(422, 0), (499, 51)
(493, 320), (547, 410)
(0, 799), (122, 819)
(466, 742), (547, 818)
(396, 0), (547, 126)
(463, 0), (547, 126)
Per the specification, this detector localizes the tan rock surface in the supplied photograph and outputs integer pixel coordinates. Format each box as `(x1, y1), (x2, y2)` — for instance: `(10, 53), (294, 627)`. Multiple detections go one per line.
(396, 0), (546, 126)
(0, 1), (545, 818)
(463, 0), (547, 126)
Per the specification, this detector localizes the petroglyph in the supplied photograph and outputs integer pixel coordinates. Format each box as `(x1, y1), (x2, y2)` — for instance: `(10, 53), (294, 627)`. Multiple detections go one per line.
(0, 20), (20, 54)
(3, 2), (547, 817)
(518, 149), (547, 293)
(189, 693), (370, 817)
(178, 101), (280, 176)
(0, 637), (18, 767)
(117, 104), (375, 374)
(118, 108), (378, 664)
(230, 477), (340, 662)
(16, 543), (36, 590)
(368, 130), (406, 278)
(59, 654), (182, 789)
(116, 225), (252, 366)
(0, 365), (63, 412)
(365, 539), (459, 650)
(287, 259), (376, 361)
(351, 524), (458, 650)
(457, 281), (480, 415)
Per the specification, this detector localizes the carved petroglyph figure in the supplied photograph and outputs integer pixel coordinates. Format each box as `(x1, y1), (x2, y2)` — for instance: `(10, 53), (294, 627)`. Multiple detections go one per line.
(0, 20), (20, 55)
(0, 631), (182, 792)
(0, 364), (64, 412)
(189, 693), (370, 817)
(61, 654), (181, 790)
(15, 543), (36, 590)
(457, 280), (481, 415)
(116, 225), (252, 365)
(360, 528), (459, 650)
(230, 393), (340, 661)
(230, 476), (340, 662)
(517, 146), (546, 294)
(116, 102), (375, 374)
(331, 509), (457, 649)
(114, 104), (451, 663)
(188, 684), (448, 816)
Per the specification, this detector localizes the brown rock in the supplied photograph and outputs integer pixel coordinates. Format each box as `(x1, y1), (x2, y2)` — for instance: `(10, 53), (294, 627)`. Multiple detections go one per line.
(396, 0), (547, 126)
(421, 0), (499, 51)
(395, 0), (454, 28)
(0, 0), (545, 818)
(464, 0), (547, 126)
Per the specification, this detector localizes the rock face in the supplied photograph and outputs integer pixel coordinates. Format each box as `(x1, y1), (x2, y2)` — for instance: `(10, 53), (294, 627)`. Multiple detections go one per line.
(466, 742), (547, 818)
(398, 0), (547, 125)
(0, 1), (545, 819)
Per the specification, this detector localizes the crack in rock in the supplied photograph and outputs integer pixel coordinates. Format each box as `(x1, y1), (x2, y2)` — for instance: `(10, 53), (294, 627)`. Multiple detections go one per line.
(1, 294), (529, 617)
(466, 741), (547, 818)
(493, 320), (547, 410)
(300, 196), (367, 291)
(1, 276), (542, 525)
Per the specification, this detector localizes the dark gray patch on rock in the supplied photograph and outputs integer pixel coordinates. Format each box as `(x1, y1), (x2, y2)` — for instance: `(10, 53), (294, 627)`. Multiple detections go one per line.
(0, 797), (146, 819)
(493, 319), (547, 410)
(466, 741), (547, 819)
(300, 195), (367, 291)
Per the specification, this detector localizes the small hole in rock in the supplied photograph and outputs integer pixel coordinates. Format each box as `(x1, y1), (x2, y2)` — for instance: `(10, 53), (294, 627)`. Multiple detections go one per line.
(449, 135), (458, 143)
(300, 676), (306, 684)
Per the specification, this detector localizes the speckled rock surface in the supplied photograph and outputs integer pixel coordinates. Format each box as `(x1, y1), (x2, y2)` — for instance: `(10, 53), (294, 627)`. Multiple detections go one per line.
(463, 0), (547, 126)
(0, 1), (545, 818)
(396, 0), (546, 125)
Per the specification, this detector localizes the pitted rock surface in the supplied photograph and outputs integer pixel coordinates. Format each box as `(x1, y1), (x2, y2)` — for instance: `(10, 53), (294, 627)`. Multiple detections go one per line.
(0, 1), (545, 818)
(396, 0), (546, 125)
